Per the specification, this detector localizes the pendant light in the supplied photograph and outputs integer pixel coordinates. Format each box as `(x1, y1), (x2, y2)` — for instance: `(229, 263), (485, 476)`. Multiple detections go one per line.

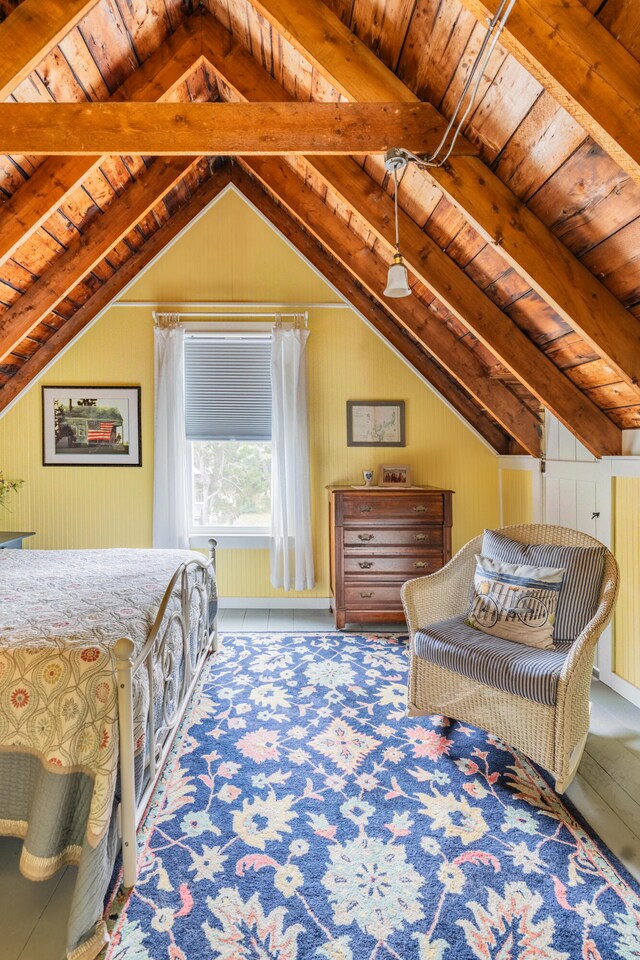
(381, 0), (516, 299)
(383, 155), (411, 299)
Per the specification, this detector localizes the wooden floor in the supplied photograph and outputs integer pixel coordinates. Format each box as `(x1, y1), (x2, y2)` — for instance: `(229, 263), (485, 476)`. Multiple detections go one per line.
(2, 608), (639, 959)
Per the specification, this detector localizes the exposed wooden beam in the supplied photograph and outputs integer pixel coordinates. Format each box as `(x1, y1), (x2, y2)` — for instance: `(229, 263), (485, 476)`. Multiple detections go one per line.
(0, 166), (233, 414)
(0, 157), (196, 364)
(240, 153), (542, 456)
(0, 101), (478, 157)
(457, 0), (640, 184)
(233, 165), (518, 454)
(201, 16), (619, 456)
(0, 16), (203, 271)
(0, 0), (99, 100)
(248, 0), (640, 389)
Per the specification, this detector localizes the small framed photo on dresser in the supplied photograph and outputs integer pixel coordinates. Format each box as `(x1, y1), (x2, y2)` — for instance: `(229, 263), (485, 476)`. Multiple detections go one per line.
(378, 464), (411, 487)
(42, 386), (141, 466)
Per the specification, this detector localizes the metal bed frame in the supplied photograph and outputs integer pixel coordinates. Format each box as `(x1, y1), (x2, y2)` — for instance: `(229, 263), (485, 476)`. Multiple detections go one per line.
(114, 539), (217, 886)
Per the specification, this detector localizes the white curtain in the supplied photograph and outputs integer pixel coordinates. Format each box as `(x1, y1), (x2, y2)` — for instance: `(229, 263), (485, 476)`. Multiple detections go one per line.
(270, 321), (314, 590)
(153, 313), (190, 549)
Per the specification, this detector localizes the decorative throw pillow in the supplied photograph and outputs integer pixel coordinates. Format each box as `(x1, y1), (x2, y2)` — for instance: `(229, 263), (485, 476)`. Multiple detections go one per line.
(466, 555), (565, 650)
(481, 529), (605, 641)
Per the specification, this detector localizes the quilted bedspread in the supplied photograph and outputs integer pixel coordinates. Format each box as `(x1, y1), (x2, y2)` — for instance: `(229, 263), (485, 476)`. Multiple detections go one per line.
(0, 547), (212, 959)
(0, 548), (200, 846)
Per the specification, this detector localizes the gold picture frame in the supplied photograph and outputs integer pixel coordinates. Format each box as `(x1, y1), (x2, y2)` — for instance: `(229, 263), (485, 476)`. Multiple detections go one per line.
(378, 464), (411, 486)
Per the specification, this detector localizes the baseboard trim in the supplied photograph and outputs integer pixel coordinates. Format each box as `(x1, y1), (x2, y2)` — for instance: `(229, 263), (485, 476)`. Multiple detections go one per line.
(218, 597), (332, 610)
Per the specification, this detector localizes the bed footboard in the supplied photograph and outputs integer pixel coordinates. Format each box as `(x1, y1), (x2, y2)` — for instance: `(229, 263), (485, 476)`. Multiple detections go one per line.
(116, 539), (217, 887)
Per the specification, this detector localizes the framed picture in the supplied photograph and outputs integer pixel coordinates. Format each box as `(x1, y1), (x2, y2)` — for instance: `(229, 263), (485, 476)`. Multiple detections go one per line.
(42, 386), (141, 467)
(379, 464), (411, 486)
(346, 400), (405, 447)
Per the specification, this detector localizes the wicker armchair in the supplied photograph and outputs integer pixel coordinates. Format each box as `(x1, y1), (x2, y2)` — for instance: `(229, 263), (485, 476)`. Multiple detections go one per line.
(401, 524), (619, 793)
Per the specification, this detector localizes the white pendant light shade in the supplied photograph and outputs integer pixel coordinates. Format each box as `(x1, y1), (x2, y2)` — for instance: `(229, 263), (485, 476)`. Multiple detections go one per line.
(384, 252), (411, 298)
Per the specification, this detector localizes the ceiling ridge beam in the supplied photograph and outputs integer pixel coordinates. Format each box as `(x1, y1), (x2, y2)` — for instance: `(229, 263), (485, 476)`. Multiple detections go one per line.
(456, 0), (640, 184)
(247, 0), (640, 389)
(233, 164), (518, 454)
(0, 0), (99, 100)
(0, 101), (480, 157)
(200, 14), (618, 456)
(240, 153), (542, 456)
(0, 156), (198, 364)
(0, 165), (232, 415)
(0, 14), (204, 272)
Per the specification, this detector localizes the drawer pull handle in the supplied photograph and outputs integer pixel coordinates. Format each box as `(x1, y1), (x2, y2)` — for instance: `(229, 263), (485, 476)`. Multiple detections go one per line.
(358, 533), (374, 541)
(358, 561), (373, 569)
(415, 534), (427, 541)
(358, 505), (372, 513)
(360, 591), (374, 598)
(414, 561), (428, 569)
(413, 504), (427, 513)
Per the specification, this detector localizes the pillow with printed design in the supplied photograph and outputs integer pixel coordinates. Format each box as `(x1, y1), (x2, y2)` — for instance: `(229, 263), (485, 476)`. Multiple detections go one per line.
(466, 554), (565, 650)
(482, 529), (605, 641)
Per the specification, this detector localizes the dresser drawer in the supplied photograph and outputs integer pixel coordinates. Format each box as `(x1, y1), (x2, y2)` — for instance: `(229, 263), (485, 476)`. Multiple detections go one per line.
(341, 494), (443, 522)
(343, 555), (442, 578)
(344, 583), (404, 609)
(343, 526), (444, 549)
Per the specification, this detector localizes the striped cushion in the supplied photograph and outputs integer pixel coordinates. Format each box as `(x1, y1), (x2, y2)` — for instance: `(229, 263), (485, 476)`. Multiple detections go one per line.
(415, 616), (572, 706)
(482, 529), (605, 641)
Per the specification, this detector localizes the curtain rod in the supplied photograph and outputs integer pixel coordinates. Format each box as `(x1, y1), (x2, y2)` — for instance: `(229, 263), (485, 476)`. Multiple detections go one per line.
(152, 310), (308, 321)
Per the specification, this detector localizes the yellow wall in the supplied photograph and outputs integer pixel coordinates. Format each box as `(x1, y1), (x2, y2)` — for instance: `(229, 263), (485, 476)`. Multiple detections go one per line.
(613, 476), (640, 689)
(500, 469), (533, 527)
(0, 188), (501, 597)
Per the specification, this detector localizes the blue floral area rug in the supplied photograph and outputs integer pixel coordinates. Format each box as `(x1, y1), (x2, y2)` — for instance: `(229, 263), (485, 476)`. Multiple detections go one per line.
(104, 633), (640, 960)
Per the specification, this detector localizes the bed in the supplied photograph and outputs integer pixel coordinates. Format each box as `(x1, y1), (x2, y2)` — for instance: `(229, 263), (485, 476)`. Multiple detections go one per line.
(0, 544), (217, 960)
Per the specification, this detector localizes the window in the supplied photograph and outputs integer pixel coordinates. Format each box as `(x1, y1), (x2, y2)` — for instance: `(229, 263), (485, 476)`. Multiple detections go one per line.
(184, 331), (272, 534)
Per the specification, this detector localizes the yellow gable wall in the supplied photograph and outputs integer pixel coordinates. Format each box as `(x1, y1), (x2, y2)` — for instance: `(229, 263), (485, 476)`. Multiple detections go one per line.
(0, 188), (500, 598)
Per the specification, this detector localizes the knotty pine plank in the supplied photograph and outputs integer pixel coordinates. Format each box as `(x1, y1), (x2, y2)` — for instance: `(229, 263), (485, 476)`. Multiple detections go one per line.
(113, 0), (174, 65)
(440, 18), (506, 119)
(350, 0), (417, 72)
(58, 25), (111, 101)
(529, 141), (640, 256)
(77, 0), (138, 93)
(398, 0), (475, 106)
(581, 218), (640, 306)
(493, 94), (586, 203)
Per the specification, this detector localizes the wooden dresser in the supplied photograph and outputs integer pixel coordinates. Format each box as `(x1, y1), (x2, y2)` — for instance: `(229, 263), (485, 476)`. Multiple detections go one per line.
(328, 485), (453, 628)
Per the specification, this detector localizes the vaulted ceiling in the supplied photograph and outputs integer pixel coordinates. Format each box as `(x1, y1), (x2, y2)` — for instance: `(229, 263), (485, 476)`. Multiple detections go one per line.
(0, 0), (639, 458)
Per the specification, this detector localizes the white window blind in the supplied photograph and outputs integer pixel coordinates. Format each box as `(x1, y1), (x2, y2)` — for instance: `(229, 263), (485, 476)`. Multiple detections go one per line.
(184, 334), (272, 441)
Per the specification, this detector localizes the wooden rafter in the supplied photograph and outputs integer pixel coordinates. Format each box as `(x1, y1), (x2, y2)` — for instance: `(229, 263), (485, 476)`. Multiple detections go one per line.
(240, 153), (542, 457)
(310, 157), (621, 458)
(233, 165), (519, 455)
(0, 102), (479, 157)
(249, 0), (640, 390)
(0, 16), (204, 271)
(0, 157), (197, 364)
(0, 0), (99, 99)
(200, 15), (619, 457)
(0, 166), (233, 414)
(456, 0), (640, 184)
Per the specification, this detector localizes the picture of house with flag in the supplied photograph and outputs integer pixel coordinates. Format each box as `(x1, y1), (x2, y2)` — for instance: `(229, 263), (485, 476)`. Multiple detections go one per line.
(54, 398), (128, 455)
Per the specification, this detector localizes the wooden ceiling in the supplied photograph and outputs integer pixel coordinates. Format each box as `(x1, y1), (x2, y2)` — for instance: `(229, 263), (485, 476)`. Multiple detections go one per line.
(0, 0), (639, 459)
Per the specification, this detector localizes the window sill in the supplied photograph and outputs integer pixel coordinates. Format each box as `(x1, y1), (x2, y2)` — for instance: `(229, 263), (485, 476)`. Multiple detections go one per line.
(190, 532), (270, 550)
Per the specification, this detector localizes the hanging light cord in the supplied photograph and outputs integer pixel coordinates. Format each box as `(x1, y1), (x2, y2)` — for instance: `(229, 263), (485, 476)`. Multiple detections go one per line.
(391, 0), (516, 170)
(393, 166), (400, 253)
